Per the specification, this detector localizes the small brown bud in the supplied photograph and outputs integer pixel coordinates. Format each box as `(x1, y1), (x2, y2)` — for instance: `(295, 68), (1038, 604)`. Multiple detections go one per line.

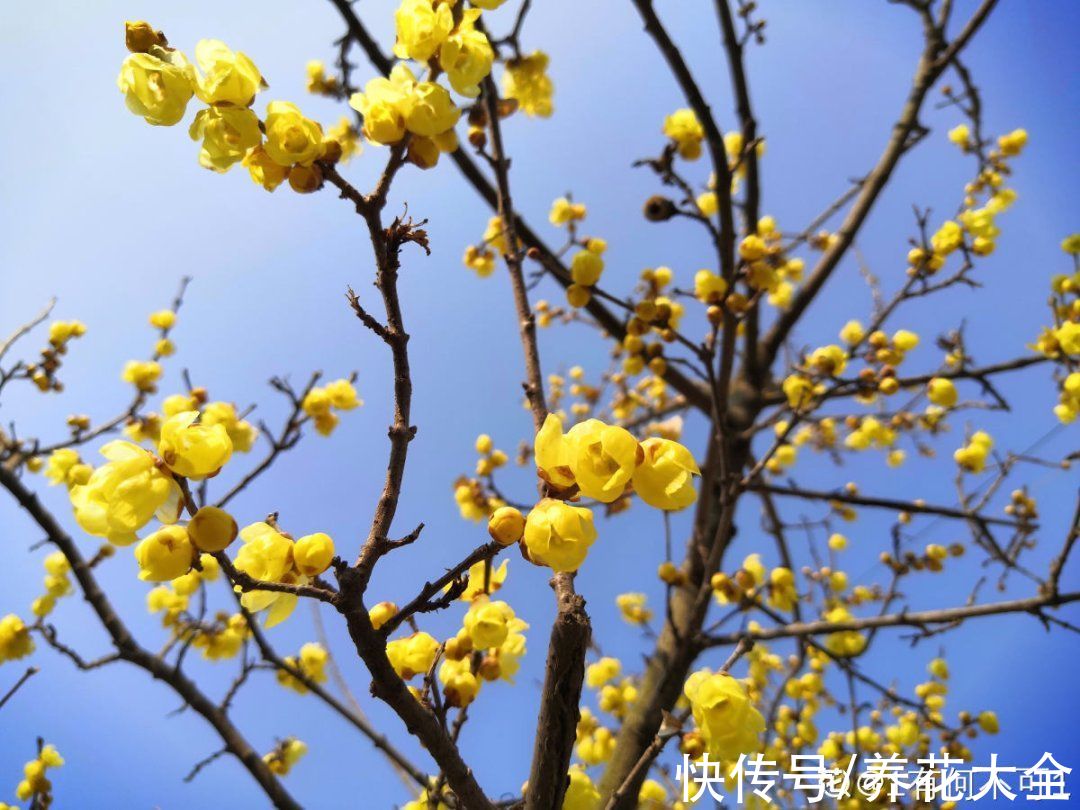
(643, 195), (677, 222)
(288, 164), (324, 194)
(320, 139), (343, 164)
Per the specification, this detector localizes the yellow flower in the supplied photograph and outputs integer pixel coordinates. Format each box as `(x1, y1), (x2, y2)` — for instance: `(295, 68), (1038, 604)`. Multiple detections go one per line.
(463, 597), (516, 649)
(405, 77), (461, 137)
(264, 738), (307, 776)
(243, 145), (290, 192)
(70, 441), (180, 545)
(684, 669), (765, 760)
(439, 9), (493, 98)
(470, 0), (507, 7)
(1056, 321), (1080, 356)
(977, 710), (1000, 734)
(439, 656), (481, 708)
(570, 249), (604, 287)
(838, 320), (866, 346)
(997, 128), (1027, 156)
(488, 506), (525, 546)
(632, 437), (700, 511)
(585, 657), (622, 688)
(369, 601), (398, 630)
(565, 419), (639, 503)
(464, 245), (496, 277)
(48, 320), (87, 346)
(534, 413), (576, 489)
(931, 220), (963, 255)
(638, 779), (667, 809)
(117, 47), (196, 126)
(954, 430), (994, 474)
(201, 401), (259, 452)
(768, 566), (798, 612)
(502, 51), (554, 118)
(523, 498), (597, 572)
(694, 269), (728, 303)
(494, 617), (528, 682)
(0, 614), (34, 663)
(325, 378), (362, 409)
(616, 592), (652, 625)
(122, 360), (162, 392)
(562, 768), (600, 810)
(193, 39), (263, 107)
(927, 377), (958, 408)
(549, 197), (587, 226)
(158, 411), (233, 479)
(325, 116), (362, 164)
(697, 191), (718, 217)
(135, 525), (194, 581)
(277, 642), (329, 693)
(189, 106), (261, 172)
(823, 606), (867, 657)
(947, 123), (970, 147)
(293, 532), (335, 577)
(386, 631), (439, 679)
(234, 522), (297, 625)
(188, 505), (238, 552)
(149, 309), (176, 330)
(44, 449), (81, 487)
(394, 0), (454, 63)
(458, 559), (508, 602)
(663, 108), (704, 160)
(349, 66), (414, 145)
(1061, 234), (1080, 254)
(808, 344), (848, 377)
(264, 101), (324, 167)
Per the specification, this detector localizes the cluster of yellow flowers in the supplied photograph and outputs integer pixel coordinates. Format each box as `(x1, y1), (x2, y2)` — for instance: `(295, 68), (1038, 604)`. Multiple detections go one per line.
(615, 592), (652, 626)
(23, 320), (86, 393)
(350, 64), (461, 168)
(929, 127), (1027, 267)
(263, 738), (307, 776)
(29, 551), (75, 619)
(1032, 237), (1080, 422)
(549, 197), (587, 228)
(0, 744), (63, 809)
(381, 562), (526, 710)
(502, 51), (554, 118)
(567, 238), (608, 308)
(663, 108), (705, 160)
(617, 268), (686, 377)
(118, 22), (342, 193)
(300, 378), (363, 436)
(954, 430), (994, 474)
(526, 414), (699, 568)
(737, 216), (805, 309)
(462, 216), (508, 277)
(304, 59), (341, 97)
(277, 642), (330, 693)
(234, 521), (336, 626)
(393, 0), (493, 98)
(782, 328), (923, 422)
(453, 474), (504, 521)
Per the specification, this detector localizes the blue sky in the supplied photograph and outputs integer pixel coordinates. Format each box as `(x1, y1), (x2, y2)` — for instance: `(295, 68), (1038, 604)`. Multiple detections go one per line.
(1, 1), (1077, 807)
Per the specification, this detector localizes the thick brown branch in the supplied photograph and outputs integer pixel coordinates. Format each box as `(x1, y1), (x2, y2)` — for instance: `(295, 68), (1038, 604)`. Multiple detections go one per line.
(524, 574), (591, 810)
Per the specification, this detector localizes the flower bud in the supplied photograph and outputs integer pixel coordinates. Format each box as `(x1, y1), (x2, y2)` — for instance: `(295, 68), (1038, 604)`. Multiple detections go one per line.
(488, 506), (525, 546)
(188, 506), (238, 552)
